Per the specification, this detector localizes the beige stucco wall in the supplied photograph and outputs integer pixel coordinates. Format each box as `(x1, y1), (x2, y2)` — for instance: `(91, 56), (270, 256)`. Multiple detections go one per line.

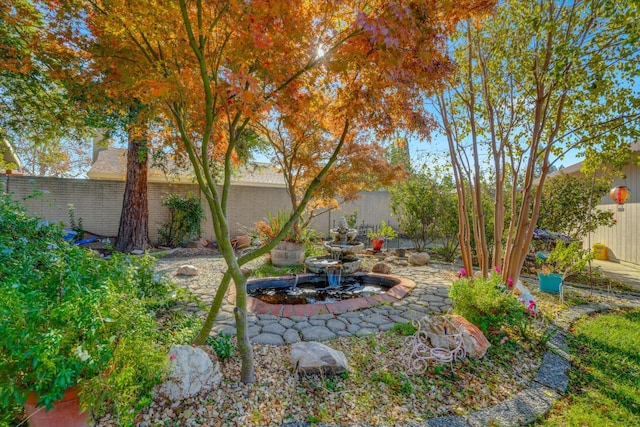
(584, 162), (640, 266)
(1, 175), (394, 243)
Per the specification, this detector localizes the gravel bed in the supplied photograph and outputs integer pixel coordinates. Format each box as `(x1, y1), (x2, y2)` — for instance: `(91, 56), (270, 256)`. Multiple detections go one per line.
(94, 250), (544, 426)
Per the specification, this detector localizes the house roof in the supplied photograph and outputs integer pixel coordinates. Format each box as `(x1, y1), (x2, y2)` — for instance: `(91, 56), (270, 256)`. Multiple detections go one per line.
(87, 147), (285, 187)
(540, 142), (640, 183)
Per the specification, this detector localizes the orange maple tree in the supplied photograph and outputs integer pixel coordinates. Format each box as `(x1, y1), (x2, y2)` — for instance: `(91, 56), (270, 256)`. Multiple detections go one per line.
(42, 0), (494, 382)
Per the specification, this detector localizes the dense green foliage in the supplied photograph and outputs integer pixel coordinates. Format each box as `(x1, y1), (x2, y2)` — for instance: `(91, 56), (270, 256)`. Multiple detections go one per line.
(158, 193), (205, 247)
(389, 165), (459, 258)
(539, 310), (640, 426)
(207, 333), (235, 362)
(366, 220), (398, 241)
(0, 194), (192, 424)
(537, 174), (616, 239)
(542, 240), (595, 278)
(449, 272), (525, 337)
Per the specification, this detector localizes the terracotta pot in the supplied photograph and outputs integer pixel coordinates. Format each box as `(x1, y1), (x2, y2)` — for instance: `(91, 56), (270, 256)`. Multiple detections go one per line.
(371, 238), (384, 251)
(24, 387), (89, 427)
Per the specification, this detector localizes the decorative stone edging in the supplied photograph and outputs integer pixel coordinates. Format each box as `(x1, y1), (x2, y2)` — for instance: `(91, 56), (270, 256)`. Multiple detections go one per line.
(280, 300), (640, 427)
(228, 273), (416, 317)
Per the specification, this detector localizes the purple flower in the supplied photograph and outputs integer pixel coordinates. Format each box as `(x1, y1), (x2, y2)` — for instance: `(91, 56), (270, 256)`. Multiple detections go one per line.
(460, 268), (467, 277)
(494, 266), (501, 273)
(507, 278), (513, 288)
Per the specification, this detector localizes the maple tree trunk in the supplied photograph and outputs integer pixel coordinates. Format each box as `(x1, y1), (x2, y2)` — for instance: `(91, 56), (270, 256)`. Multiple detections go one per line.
(115, 129), (151, 253)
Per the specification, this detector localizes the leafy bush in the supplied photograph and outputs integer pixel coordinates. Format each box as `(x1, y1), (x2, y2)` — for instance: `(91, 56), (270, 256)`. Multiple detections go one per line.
(207, 332), (235, 362)
(367, 220), (398, 240)
(0, 194), (180, 424)
(158, 193), (204, 247)
(537, 173), (615, 239)
(449, 272), (524, 336)
(391, 322), (417, 336)
(541, 239), (594, 278)
(389, 165), (459, 257)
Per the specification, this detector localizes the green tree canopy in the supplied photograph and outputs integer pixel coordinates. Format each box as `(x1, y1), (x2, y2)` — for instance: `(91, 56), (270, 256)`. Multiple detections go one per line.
(537, 172), (615, 239)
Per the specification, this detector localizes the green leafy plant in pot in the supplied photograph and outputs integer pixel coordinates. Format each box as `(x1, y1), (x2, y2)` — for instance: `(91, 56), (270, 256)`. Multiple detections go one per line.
(367, 220), (398, 251)
(537, 240), (594, 294)
(0, 194), (169, 426)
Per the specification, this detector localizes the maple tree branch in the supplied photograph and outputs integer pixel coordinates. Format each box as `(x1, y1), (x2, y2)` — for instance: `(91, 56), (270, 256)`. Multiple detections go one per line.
(239, 116), (351, 265)
(274, 28), (363, 94)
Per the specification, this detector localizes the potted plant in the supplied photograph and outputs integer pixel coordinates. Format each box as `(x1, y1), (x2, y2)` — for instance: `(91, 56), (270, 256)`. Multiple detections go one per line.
(367, 220), (398, 251)
(537, 240), (594, 293)
(0, 195), (169, 426)
(255, 210), (314, 267)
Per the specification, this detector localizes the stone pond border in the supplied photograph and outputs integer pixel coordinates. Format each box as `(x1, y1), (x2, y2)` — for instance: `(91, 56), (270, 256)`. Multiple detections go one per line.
(280, 298), (640, 427)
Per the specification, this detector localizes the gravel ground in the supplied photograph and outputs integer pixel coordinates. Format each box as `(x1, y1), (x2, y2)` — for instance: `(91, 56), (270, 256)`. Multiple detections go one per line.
(95, 250), (545, 426)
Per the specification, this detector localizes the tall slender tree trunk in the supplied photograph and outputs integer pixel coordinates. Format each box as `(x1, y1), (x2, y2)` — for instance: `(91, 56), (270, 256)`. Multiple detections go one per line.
(115, 126), (151, 253)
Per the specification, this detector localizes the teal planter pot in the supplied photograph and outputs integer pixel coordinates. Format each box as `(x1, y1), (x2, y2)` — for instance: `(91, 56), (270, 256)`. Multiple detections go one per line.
(538, 273), (563, 294)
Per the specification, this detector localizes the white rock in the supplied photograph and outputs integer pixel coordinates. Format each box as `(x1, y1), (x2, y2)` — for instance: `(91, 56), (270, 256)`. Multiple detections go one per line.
(408, 252), (430, 266)
(291, 342), (349, 375)
(155, 345), (221, 402)
(177, 265), (198, 276)
(131, 249), (145, 255)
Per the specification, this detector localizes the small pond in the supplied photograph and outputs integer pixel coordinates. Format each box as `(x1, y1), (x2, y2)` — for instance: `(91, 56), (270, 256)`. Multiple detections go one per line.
(247, 273), (400, 305)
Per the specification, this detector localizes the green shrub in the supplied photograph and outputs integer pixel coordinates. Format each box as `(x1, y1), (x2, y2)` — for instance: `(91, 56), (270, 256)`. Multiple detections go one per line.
(207, 332), (235, 362)
(541, 239), (594, 278)
(449, 272), (524, 336)
(0, 194), (182, 425)
(158, 193), (204, 247)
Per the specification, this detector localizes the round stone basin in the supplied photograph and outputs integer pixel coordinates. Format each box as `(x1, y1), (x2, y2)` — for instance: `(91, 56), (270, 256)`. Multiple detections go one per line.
(248, 273), (399, 305)
(323, 241), (364, 257)
(305, 255), (361, 275)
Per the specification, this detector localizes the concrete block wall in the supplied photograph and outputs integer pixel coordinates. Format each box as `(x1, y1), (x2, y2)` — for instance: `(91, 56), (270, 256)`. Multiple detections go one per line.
(1, 175), (395, 244)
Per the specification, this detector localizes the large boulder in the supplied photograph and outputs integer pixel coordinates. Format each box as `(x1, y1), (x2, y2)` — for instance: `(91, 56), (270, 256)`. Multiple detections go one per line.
(408, 252), (430, 266)
(155, 345), (221, 402)
(449, 315), (491, 358)
(291, 342), (349, 375)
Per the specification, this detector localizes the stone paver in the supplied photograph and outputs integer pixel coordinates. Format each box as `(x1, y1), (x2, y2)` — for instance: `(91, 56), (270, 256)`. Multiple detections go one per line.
(283, 329), (300, 344)
(251, 333), (284, 346)
(326, 319), (347, 331)
(300, 326), (337, 341)
(534, 352), (571, 393)
(262, 322), (287, 335)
